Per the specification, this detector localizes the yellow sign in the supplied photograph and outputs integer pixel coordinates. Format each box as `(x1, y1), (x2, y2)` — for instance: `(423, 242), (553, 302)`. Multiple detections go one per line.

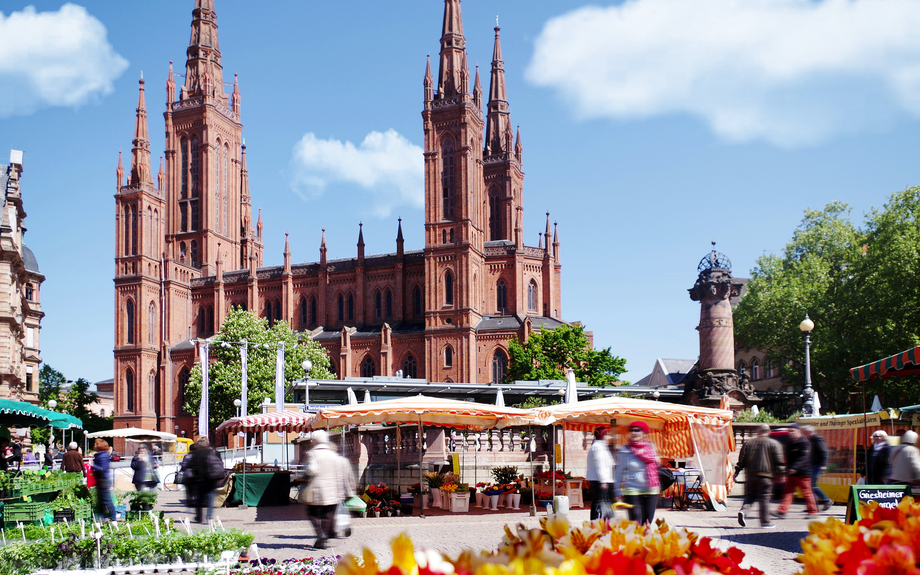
(451, 453), (460, 475)
(798, 413), (881, 429)
(913, 414), (920, 427)
(555, 444), (562, 464)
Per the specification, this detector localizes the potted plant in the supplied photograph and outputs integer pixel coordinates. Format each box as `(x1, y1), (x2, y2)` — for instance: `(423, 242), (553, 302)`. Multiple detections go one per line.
(448, 483), (470, 512)
(407, 483), (427, 510)
(127, 490), (158, 512)
(423, 473), (444, 508)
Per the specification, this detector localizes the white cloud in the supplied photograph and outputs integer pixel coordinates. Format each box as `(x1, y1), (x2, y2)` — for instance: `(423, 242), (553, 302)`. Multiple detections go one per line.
(527, 0), (920, 147)
(290, 130), (424, 219)
(0, 4), (129, 118)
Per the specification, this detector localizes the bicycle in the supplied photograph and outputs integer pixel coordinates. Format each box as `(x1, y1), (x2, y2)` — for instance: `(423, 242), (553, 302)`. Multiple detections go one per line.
(161, 471), (182, 491)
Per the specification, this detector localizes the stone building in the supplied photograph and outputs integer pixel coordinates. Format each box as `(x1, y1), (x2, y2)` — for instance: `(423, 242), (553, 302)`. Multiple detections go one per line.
(113, 0), (573, 436)
(0, 150), (45, 402)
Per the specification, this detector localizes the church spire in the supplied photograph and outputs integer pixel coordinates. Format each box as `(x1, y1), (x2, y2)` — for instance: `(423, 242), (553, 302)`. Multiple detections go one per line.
(130, 75), (152, 185)
(166, 61), (175, 102)
(437, 0), (469, 98)
(473, 64), (482, 109)
(320, 228), (327, 266)
(158, 156), (165, 191)
(544, 212), (552, 255)
(184, 0), (224, 97)
(283, 232), (291, 272)
(424, 55), (433, 103)
(357, 222), (365, 262)
(396, 218), (404, 259)
(116, 150), (124, 190)
(231, 73), (240, 112)
(257, 208), (263, 239)
(485, 24), (511, 157)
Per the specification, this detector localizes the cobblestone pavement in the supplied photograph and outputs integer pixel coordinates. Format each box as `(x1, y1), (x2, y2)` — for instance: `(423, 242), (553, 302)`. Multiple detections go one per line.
(158, 490), (830, 575)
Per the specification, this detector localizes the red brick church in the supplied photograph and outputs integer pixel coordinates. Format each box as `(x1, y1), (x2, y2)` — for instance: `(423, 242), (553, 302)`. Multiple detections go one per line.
(113, 0), (571, 435)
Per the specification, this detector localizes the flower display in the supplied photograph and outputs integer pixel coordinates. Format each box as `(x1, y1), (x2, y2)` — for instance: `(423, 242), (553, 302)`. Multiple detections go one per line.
(228, 556), (338, 575)
(439, 481), (459, 493)
(407, 483), (423, 496)
(796, 496), (920, 575)
(336, 515), (761, 575)
(423, 472), (444, 490)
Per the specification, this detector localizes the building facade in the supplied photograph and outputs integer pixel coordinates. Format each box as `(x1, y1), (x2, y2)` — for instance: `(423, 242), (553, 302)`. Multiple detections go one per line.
(113, 0), (571, 435)
(1, 150), (45, 402)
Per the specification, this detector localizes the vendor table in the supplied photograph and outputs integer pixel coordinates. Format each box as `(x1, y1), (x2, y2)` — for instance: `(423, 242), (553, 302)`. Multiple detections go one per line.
(233, 471), (291, 507)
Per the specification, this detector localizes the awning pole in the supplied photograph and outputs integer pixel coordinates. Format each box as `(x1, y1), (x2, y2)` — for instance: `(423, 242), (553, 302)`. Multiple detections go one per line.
(529, 424), (536, 516)
(419, 415), (425, 518)
(552, 424), (557, 499)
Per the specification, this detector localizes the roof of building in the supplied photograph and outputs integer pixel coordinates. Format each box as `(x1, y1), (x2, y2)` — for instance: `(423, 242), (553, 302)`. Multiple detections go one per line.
(22, 245), (39, 273)
(633, 358), (697, 387)
(475, 315), (566, 332)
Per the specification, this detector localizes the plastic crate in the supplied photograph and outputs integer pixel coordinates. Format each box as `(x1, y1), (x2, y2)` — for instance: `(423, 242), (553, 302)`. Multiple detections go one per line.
(4, 502), (47, 522)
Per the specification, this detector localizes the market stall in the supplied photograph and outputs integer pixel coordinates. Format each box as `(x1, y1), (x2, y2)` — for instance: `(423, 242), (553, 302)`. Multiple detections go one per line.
(533, 397), (735, 506)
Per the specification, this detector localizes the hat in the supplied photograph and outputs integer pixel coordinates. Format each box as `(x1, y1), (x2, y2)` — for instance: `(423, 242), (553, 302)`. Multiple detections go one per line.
(903, 431), (918, 445)
(628, 421), (650, 433)
(312, 430), (330, 444)
(787, 423), (800, 430)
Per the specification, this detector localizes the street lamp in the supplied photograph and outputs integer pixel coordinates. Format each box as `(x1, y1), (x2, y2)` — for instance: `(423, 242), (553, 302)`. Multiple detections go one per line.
(652, 390), (660, 401)
(302, 359), (313, 409)
(799, 314), (815, 417)
(47, 399), (57, 410)
(234, 398), (242, 418)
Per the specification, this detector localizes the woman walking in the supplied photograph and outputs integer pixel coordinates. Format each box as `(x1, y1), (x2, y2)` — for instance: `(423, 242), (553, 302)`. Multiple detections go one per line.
(303, 430), (352, 549)
(91, 439), (117, 521)
(614, 421), (660, 525)
(131, 445), (158, 491)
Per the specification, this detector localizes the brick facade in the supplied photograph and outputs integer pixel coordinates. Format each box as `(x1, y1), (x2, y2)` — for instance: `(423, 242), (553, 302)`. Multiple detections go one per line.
(114, 0), (572, 437)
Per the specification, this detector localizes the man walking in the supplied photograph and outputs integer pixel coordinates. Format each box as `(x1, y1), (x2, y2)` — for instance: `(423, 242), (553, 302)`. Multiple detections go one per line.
(734, 424), (785, 528)
(802, 425), (833, 511)
(888, 430), (920, 486)
(773, 424), (819, 518)
(586, 426), (615, 521)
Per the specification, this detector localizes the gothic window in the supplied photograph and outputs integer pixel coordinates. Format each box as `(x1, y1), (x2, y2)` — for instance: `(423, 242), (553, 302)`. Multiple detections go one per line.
(148, 301), (156, 345)
(180, 139), (189, 199)
(375, 290), (382, 319)
(528, 280), (538, 311)
(337, 295), (344, 322)
(492, 350), (508, 384)
(181, 203), (188, 232)
(441, 138), (455, 220)
(765, 360), (774, 378)
(198, 306), (206, 335)
(347, 293), (354, 321)
(310, 296), (317, 325)
(190, 137), (200, 198)
(126, 300), (135, 344)
(274, 300), (282, 325)
(190, 240), (198, 268)
(265, 299), (274, 327)
(178, 368), (190, 414)
(208, 306), (215, 333)
(25, 284), (33, 301)
(360, 355), (376, 378)
(445, 271), (454, 306)
(413, 286), (423, 316)
(403, 354), (417, 379)
(385, 289), (393, 318)
(146, 207), (153, 255)
(223, 144), (229, 235)
(123, 207), (131, 255)
(216, 139), (222, 233)
(191, 201), (199, 231)
(148, 370), (156, 413)
(131, 206), (138, 255)
(751, 359), (760, 380)
(737, 361), (747, 376)
(299, 297), (308, 327)
(125, 369), (135, 412)
(180, 242), (187, 264)
(444, 346), (453, 368)
(489, 187), (502, 240)
(496, 280), (507, 313)
(153, 209), (159, 254)
(449, 228), (454, 243)
(328, 359), (337, 378)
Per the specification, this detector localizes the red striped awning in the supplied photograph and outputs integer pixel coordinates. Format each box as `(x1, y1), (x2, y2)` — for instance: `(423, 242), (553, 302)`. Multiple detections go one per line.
(850, 346), (920, 382)
(215, 410), (314, 434)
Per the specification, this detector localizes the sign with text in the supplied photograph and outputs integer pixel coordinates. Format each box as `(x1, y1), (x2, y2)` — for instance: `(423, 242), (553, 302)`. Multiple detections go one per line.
(799, 413), (881, 429)
(845, 484), (911, 523)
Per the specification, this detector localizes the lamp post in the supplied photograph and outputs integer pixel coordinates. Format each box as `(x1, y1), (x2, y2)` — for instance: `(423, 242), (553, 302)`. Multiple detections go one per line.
(652, 390), (660, 401)
(302, 359), (313, 410)
(800, 314), (815, 418)
(234, 399), (242, 418)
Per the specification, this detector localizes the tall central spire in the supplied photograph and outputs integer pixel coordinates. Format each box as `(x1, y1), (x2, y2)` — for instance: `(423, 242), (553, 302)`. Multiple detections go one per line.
(485, 25), (511, 156)
(184, 0), (224, 97)
(437, 0), (469, 98)
(130, 75), (152, 185)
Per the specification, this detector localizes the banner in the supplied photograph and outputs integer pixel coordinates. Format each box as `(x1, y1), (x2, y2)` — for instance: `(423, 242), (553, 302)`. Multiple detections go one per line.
(198, 342), (209, 437)
(274, 343), (285, 413)
(240, 342), (249, 418)
(799, 413), (882, 429)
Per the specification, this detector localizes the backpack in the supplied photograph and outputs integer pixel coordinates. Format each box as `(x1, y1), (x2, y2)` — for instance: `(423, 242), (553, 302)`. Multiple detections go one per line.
(206, 450), (226, 481)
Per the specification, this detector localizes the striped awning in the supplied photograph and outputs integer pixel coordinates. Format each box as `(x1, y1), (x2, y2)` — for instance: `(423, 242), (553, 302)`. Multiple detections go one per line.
(850, 346), (920, 382)
(215, 410), (314, 434)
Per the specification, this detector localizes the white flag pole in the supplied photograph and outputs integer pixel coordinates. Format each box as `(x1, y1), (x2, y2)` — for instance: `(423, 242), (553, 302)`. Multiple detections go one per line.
(240, 342), (249, 418)
(274, 342), (285, 413)
(198, 341), (209, 438)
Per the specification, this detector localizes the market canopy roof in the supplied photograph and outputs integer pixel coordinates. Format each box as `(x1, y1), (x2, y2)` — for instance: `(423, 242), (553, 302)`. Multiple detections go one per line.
(215, 410), (314, 434)
(85, 427), (177, 441)
(308, 395), (535, 430)
(850, 345), (920, 382)
(533, 396), (734, 428)
(0, 399), (83, 429)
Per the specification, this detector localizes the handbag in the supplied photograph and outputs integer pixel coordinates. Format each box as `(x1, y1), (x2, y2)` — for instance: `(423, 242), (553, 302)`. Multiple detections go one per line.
(658, 466), (676, 493)
(344, 495), (367, 512)
(334, 501), (351, 538)
(297, 476), (315, 504)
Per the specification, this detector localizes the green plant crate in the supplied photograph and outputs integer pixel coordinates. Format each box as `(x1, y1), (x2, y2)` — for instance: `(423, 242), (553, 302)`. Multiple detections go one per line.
(74, 501), (91, 521)
(4, 502), (47, 522)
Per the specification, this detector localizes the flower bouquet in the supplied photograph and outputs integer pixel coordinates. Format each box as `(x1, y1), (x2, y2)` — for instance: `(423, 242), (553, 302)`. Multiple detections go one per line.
(406, 483), (423, 496)
(439, 481), (459, 493)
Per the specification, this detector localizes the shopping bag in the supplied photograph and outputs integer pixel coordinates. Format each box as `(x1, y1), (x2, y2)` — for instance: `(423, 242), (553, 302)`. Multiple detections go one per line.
(344, 496), (367, 512)
(334, 502), (351, 538)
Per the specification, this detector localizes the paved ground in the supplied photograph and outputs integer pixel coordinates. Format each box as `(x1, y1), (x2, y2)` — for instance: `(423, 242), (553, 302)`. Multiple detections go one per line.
(156, 489), (832, 575)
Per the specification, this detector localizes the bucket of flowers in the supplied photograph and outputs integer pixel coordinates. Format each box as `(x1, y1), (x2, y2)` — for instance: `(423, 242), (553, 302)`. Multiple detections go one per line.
(424, 473), (445, 508)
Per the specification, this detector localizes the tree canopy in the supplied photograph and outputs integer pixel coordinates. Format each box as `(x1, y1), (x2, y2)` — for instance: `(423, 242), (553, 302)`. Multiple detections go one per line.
(183, 308), (335, 433)
(733, 189), (920, 412)
(506, 323), (627, 386)
(32, 364), (112, 444)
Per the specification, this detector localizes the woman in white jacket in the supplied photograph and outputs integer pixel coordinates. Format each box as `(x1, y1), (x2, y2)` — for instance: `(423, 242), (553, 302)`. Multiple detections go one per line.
(585, 427), (615, 520)
(305, 430), (355, 549)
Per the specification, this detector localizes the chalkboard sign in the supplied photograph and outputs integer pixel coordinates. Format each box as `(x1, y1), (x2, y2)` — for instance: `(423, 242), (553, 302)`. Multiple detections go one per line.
(845, 484), (911, 523)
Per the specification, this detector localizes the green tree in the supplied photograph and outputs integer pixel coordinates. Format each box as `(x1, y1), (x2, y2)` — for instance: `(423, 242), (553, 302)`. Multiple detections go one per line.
(734, 193), (920, 412)
(506, 323), (626, 386)
(183, 308), (335, 433)
(38, 364), (66, 405)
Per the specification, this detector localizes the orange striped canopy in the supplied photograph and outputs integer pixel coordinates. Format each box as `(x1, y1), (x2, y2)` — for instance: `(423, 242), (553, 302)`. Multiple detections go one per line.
(309, 395), (536, 430)
(215, 409), (314, 433)
(533, 396), (733, 428)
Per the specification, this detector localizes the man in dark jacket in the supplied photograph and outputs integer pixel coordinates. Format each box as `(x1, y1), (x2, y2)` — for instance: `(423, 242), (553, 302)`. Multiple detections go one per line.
(773, 424), (819, 518)
(867, 431), (891, 484)
(189, 437), (223, 523)
(734, 424), (785, 528)
(803, 425), (833, 511)
(62, 442), (85, 474)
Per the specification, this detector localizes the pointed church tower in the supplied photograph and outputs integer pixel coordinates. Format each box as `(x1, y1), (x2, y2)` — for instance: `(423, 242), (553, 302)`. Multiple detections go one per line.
(422, 0), (486, 383)
(162, 0), (256, 276)
(114, 75), (167, 431)
(484, 23), (524, 242)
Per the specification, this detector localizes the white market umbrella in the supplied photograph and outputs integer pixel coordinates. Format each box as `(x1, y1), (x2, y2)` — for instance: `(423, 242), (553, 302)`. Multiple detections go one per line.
(363, 390), (372, 404)
(564, 368), (578, 404)
(750, 405), (760, 416)
(86, 427), (177, 441)
(813, 393), (822, 417)
(871, 395), (883, 413)
(347, 387), (359, 405)
(495, 387), (505, 407)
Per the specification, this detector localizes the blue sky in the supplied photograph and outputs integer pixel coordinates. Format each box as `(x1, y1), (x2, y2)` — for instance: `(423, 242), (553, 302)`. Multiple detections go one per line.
(3, 0), (920, 385)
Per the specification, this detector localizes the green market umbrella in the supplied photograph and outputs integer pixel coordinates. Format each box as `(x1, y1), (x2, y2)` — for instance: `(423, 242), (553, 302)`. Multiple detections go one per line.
(0, 398), (83, 429)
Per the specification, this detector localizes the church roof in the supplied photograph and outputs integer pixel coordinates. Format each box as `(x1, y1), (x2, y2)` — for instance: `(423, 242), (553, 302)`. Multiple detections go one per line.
(22, 245), (39, 273)
(475, 315), (565, 332)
